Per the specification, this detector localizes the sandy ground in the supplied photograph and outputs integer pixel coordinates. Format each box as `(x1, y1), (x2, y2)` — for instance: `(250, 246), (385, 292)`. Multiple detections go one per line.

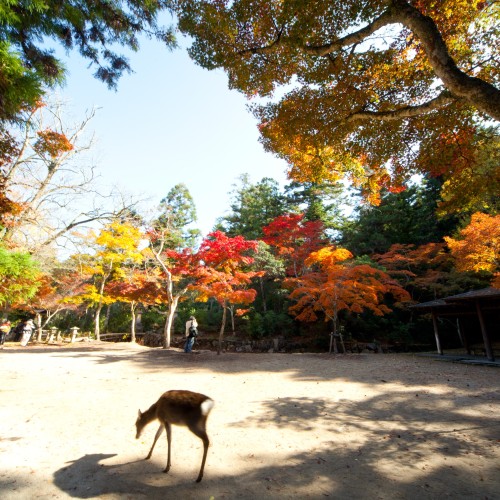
(0, 341), (499, 500)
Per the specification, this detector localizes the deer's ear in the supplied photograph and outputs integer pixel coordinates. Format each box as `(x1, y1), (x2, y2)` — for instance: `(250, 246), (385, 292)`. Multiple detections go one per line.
(137, 410), (142, 417)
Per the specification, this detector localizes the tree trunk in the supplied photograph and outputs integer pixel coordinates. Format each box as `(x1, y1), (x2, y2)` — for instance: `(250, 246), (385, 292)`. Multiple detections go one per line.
(130, 301), (136, 343)
(94, 304), (103, 341)
(218, 302), (227, 355)
(259, 277), (267, 313)
(104, 304), (111, 333)
(35, 311), (43, 342)
(230, 305), (235, 335)
(162, 296), (180, 349)
(329, 318), (335, 355)
(391, 0), (500, 121)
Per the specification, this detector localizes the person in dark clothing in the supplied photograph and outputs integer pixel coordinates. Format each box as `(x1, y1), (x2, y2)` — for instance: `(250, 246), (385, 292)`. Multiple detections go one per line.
(184, 316), (198, 353)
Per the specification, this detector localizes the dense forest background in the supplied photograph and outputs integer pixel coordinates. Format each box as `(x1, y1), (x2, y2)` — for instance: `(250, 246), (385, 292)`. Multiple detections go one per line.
(1, 1), (498, 352)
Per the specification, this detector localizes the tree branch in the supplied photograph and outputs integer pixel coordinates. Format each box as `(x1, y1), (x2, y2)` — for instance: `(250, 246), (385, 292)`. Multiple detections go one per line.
(235, 1), (500, 120)
(303, 10), (397, 56)
(343, 92), (456, 124)
(388, 0), (500, 121)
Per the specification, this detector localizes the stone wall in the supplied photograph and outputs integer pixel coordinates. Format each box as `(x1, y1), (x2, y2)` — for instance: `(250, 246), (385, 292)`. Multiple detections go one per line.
(142, 332), (291, 352)
(141, 331), (406, 353)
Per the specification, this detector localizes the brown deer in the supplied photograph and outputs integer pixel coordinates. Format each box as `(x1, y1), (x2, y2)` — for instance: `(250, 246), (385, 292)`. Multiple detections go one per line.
(135, 390), (214, 483)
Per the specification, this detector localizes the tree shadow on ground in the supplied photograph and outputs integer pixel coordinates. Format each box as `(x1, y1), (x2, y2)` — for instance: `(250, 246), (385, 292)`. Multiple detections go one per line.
(1, 372), (498, 499)
(230, 394), (500, 458)
(43, 436), (499, 499)
(46, 391), (499, 499)
(4, 343), (500, 393)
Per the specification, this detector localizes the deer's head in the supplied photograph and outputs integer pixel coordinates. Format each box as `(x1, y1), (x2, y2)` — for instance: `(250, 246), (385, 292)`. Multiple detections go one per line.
(135, 410), (145, 439)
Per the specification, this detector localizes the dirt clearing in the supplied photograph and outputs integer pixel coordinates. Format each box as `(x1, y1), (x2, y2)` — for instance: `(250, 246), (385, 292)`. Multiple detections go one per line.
(0, 342), (498, 499)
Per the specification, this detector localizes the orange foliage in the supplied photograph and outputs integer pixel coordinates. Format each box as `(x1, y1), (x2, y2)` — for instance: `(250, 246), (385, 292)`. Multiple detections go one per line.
(35, 130), (74, 158)
(287, 246), (410, 322)
(445, 212), (500, 281)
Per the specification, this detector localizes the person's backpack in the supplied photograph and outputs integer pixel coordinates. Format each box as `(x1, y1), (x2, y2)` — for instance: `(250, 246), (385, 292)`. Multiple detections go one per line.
(189, 322), (198, 337)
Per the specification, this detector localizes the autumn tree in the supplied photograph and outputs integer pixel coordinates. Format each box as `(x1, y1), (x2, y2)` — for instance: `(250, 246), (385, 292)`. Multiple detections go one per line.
(192, 231), (261, 354)
(105, 268), (170, 342)
(175, 0), (499, 201)
(147, 184), (201, 348)
(372, 241), (490, 304)
(0, 0), (176, 121)
(286, 246), (410, 353)
(15, 265), (88, 341)
(1, 102), (138, 256)
(445, 212), (500, 287)
(262, 213), (327, 277)
(70, 220), (143, 340)
(0, 130), (22, 227)
(435, 127), (500, 217)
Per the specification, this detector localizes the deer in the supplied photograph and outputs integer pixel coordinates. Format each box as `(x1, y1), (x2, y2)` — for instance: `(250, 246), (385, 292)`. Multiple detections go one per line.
(135, 389), (214, 483)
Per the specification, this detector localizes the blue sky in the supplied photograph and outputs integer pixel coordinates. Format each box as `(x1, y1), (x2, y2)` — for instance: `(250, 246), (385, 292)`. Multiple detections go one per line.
(54, 35), (289, 235)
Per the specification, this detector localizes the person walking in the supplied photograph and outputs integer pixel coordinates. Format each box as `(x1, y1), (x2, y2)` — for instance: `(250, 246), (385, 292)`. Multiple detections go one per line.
(184, 316), (198, 353)
(0, 318), (11, 348)
(20, 319), (35, 347)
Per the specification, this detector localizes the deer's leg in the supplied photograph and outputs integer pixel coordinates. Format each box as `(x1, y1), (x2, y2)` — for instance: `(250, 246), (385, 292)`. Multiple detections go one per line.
(188, 421), (210, 483)
(163, 422), (172, 473)
(146, 424), (163, 460)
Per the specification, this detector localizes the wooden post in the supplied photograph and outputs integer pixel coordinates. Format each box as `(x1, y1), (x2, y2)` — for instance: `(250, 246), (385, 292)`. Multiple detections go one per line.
(431, 311), (443, 355)
(475, 300), (494, 361)
(457, 318), (470, 354)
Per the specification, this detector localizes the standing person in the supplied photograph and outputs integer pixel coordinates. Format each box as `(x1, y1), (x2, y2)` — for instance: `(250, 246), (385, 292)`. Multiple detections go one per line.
(184, 315), (198, 353)
(20, 319), (35, 347)
(0, 318), (11, 348)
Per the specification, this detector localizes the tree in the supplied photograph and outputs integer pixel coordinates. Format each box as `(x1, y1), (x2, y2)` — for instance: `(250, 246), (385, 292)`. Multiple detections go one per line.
(0, 0), (176, 121)
(192, 231), (261, 354)
(17, 265), (87, 341)
(341, 177), (459, 255)
(155, 183), (200, 249)
(1, 102), (138, 256)
(0, 244), (41, 309)
(445, 212), (500, 287)
(176, 0), (499, 200)
(105, 268), (169, 343)
(435, 127), (500, 217)
(0, 41), (43, 122)
(147, 184), (201, 348)
(372, 242), (484, 302)
(250, 240), (286, 314)
(70, 220), (143, 340)
(216, 175), (288, 239)
(286, 246), (410, 353)
(285, 181), (348, 236)
(146, 241), (200, 348)
(262, 213), (327, 277)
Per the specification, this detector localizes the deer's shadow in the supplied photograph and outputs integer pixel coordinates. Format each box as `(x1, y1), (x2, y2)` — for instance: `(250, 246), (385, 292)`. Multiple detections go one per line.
(52, 452), (217, 498)
(53, 453), (157, 498)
